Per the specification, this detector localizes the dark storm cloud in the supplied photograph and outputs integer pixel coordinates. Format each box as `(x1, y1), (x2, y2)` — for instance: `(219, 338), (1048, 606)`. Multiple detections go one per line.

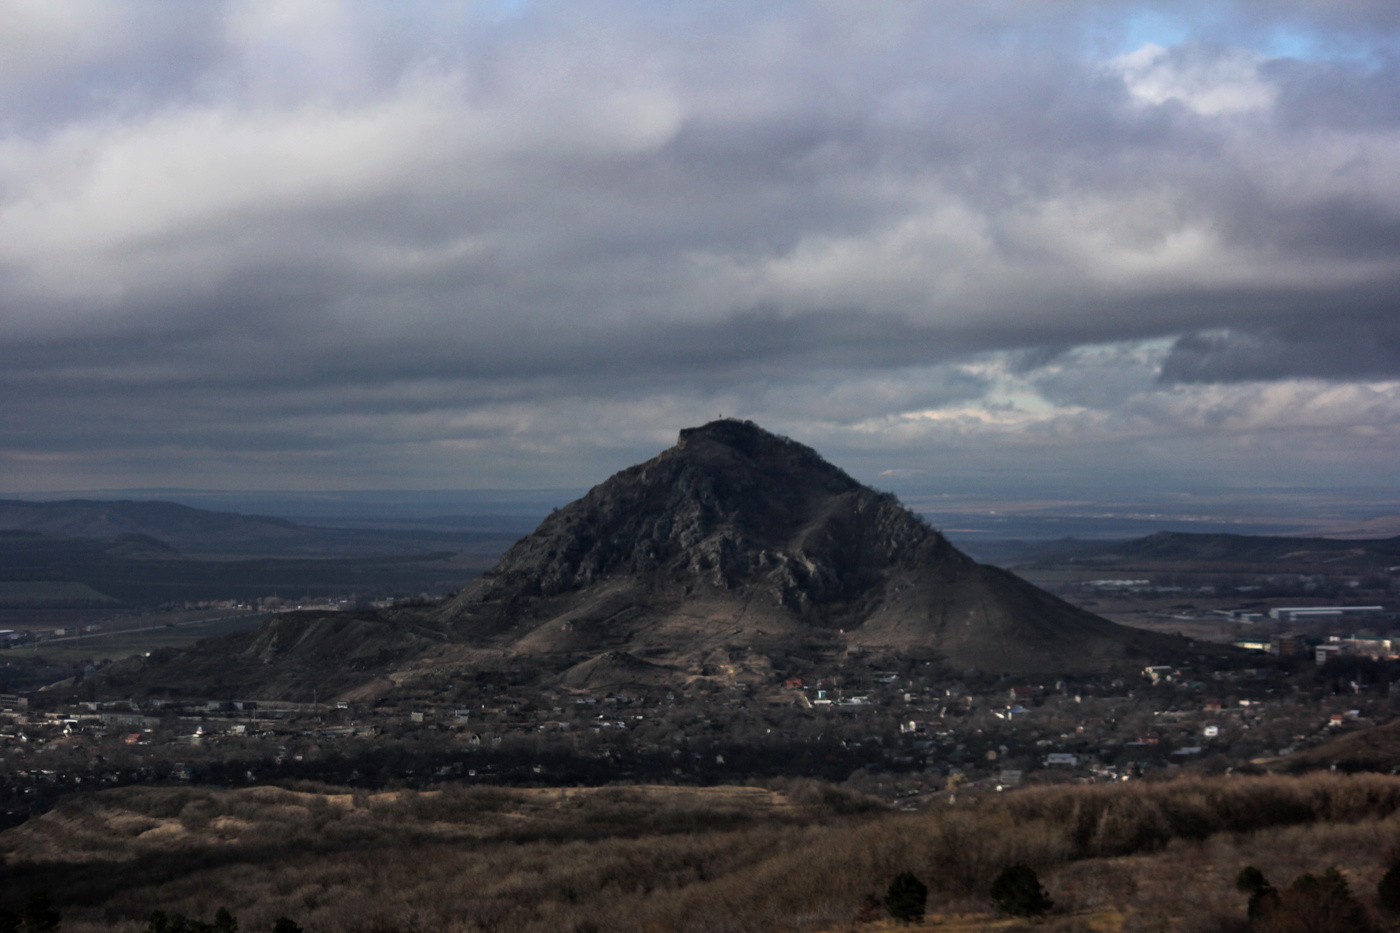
(2, 0), (1400, 491)
(1161, 315), (1400, 384)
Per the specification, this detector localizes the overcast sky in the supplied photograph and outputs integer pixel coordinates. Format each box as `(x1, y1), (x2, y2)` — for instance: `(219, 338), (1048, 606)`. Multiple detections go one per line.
(3, 1), (1399, 505)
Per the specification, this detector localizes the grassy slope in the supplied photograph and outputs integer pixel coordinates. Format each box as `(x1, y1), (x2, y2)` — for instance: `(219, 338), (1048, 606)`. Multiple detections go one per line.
(6, 774), (1400, 933)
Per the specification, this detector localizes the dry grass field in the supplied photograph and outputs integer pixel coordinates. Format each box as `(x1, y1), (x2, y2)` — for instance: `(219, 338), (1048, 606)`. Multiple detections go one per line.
(4, 775), (1400, 933)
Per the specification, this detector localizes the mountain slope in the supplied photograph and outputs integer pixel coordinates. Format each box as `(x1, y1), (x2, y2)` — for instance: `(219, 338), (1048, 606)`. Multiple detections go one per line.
(96, 611), (452, 700)
(436, 420), (1177, 676)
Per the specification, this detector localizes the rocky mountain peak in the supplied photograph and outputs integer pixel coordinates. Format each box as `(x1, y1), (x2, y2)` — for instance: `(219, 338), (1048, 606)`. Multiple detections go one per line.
(438, 420), (959, 627)
(674, 418), (849, 474)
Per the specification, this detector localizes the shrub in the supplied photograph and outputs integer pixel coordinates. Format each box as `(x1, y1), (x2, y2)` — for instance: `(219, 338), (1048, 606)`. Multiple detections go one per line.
(1252, 867), (1377, 933)
(884, 872), (927, 923)
(144, 910), (224, 933)
(990, 864), (1053, 918)
(1236, 866), (1269, 894)
(1235, 865), (1278, 920)
(1245, 886), (1281, 924)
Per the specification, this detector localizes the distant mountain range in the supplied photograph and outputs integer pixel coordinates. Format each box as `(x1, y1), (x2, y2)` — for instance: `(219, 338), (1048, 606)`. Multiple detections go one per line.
(0, 528), (481, 610)
(96, 420), (1196, 701)
(0, 498), (521, 560)
(0, 499), (520, 610)
(1019, 531), (1400, 574)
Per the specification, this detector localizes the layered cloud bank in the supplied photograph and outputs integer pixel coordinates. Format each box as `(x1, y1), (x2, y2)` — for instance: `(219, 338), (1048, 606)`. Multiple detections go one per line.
(2, 1), (1399, 494)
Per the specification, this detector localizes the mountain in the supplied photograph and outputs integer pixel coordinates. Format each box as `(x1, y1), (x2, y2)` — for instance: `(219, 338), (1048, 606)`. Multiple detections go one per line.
(433, 420), (1179, 679)
(90, 420), (1190, 700)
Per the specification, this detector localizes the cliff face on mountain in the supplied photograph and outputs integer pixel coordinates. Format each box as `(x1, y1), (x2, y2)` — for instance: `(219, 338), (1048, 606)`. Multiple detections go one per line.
(436, 420), (1175, 678)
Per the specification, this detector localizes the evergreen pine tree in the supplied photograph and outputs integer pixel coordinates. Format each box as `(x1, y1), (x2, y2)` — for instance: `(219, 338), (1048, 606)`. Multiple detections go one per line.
(1236, 865), (1279, 921)
(1265, 868), (1374, 933)
(884, 872), (928, 924)
(1236, 866), (1269, 894)
(990, 864), (1053, 918)
(212, 908), (238, 933)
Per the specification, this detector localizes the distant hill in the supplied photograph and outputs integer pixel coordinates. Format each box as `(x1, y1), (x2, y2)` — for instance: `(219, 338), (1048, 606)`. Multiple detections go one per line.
(0, 499), (519, 560)
(0, 500), (293, 550)
(1270, 717), (1400, 773)
(0, 529), (182, 564)
(0, 529), (481, 611)
(0, 531), (177, 606)
(0, 580), (117, 609)
(96, 610), (452, 700)
(1022, 530), (1400, 574)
